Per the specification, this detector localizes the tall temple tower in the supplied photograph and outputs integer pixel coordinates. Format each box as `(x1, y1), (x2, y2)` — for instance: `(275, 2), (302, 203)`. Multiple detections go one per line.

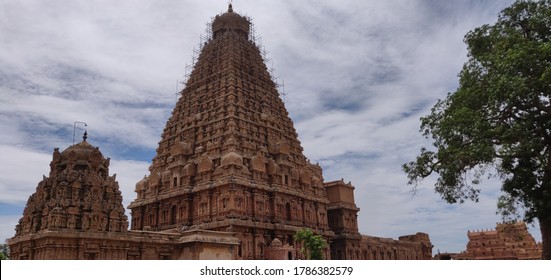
(9, 4), (433, 260)
(128, 4), (334, 259)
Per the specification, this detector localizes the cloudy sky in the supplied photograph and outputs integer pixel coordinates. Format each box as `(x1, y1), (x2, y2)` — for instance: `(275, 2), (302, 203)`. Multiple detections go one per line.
(0, 0), (540, 253)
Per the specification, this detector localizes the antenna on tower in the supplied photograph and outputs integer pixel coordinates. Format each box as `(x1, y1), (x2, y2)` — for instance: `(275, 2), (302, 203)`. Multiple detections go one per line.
(73, 121), (87, 145)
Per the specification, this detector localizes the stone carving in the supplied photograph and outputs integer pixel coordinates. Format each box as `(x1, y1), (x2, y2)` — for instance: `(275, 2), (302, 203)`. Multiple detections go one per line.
(198, 157), (214, 173)
(13, 137), (128, 237)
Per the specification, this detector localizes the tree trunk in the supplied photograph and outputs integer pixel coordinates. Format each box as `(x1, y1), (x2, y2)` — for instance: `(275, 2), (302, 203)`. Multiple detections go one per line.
(540, 215), (551, 259)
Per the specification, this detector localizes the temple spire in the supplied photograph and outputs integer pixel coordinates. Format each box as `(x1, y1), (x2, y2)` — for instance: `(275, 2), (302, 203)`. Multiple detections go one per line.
(83, 130), (88, 142)
(228, 2), (233, 13)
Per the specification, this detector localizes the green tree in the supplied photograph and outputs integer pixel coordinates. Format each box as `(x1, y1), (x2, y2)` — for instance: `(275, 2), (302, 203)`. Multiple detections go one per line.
(403, 0), (551, 259)
(0, 243), (9, 260)
(294, 228), (327, 260)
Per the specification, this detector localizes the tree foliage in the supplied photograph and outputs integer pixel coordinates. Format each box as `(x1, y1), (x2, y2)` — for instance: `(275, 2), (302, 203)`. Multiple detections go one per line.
(294, 228), (327, 260)
(0, 243), (7, 260)
(403, 0), (551, 258)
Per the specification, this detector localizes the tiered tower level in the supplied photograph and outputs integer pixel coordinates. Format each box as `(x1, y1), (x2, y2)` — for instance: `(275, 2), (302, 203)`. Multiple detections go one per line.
(128, 5), (332, 259)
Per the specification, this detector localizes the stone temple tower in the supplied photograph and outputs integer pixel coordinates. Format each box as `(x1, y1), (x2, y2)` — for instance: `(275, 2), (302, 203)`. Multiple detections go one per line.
(9, 4), (433, 260)
(10, 133), (129, 259)
(128, 4), (334, 259)
(14, 133), (128, 238)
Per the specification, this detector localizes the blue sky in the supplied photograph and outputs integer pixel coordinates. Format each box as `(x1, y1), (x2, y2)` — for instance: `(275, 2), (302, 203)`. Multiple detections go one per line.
(0, 0), (541, 253)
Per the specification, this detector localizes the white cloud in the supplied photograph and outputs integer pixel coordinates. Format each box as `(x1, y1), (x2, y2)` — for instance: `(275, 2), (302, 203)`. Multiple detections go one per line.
(0, 216), (21, 244)
(0, 145), (52, 204)
(109, 159), (151, 212)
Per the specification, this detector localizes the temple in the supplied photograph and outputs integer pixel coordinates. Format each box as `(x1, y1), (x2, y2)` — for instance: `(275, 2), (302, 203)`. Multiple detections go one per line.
(8, 5), (432, 260)
(452, 222), (542, 260)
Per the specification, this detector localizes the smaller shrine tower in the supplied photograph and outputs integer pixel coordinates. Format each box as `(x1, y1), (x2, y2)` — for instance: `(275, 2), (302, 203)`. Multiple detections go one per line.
(9, 133), (129, 259)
